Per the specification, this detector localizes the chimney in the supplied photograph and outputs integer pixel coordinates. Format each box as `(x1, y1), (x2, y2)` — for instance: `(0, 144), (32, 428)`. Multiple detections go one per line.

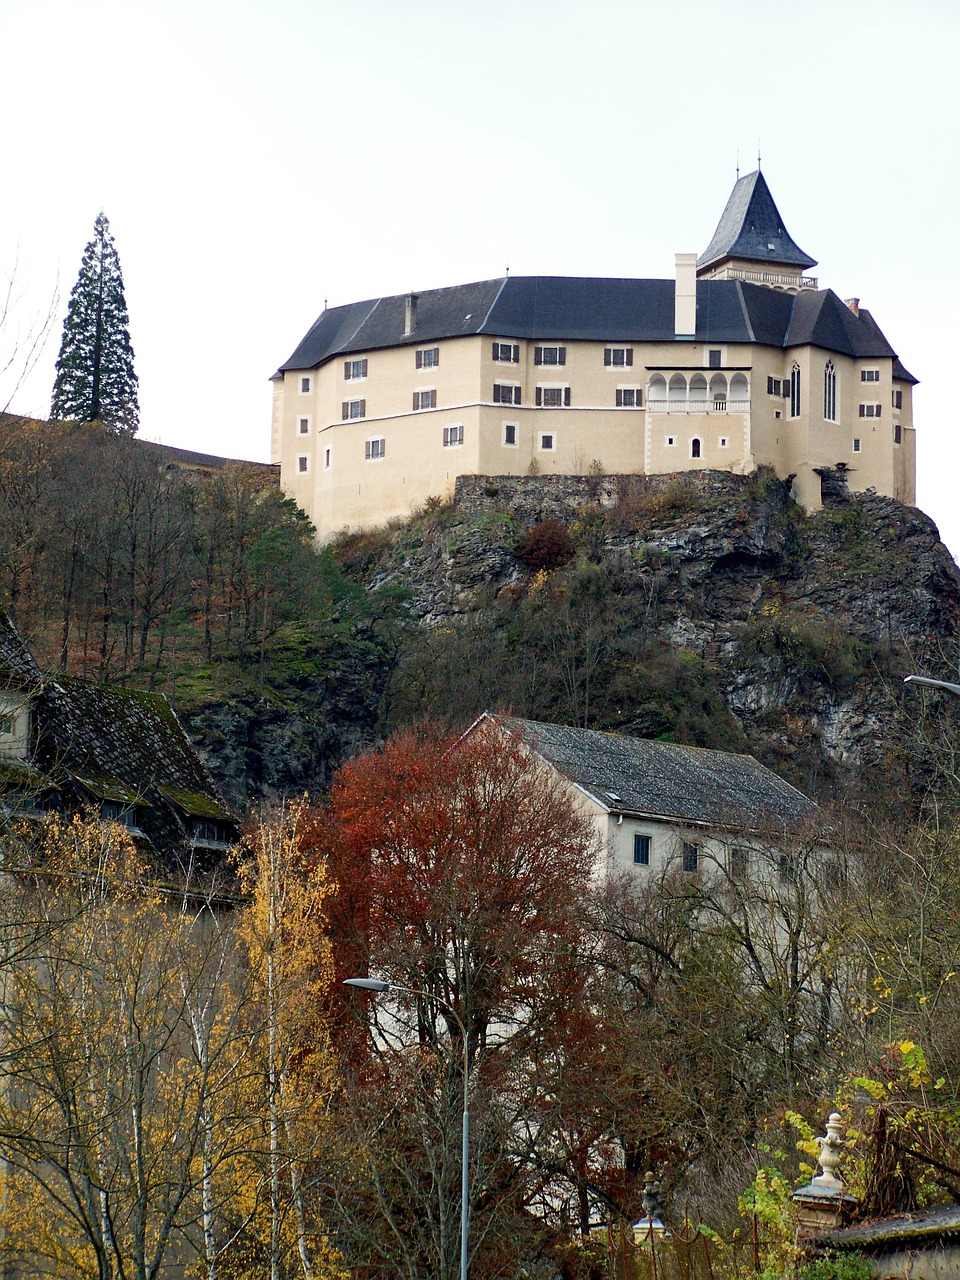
(674, 254), (697, 337)
(844, 297), (860, 317)
(404, 292), (418, 336)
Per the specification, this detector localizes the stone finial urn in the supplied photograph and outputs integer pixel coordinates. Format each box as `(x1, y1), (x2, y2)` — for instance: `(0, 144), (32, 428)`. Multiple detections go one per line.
(792, 1113), (858, 1243)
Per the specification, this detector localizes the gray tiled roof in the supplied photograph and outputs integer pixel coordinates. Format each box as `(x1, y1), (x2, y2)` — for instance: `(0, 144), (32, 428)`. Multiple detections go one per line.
(697, 170), (817, 271)
(277, 276), (910, 380)
(817, 1204), (960, 1251)
(492, 715), (819, 832)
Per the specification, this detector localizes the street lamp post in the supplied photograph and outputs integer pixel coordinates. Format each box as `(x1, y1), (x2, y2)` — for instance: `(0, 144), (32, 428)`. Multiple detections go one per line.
(905, 675), (960, 698)
(344, 976), (471, 1280)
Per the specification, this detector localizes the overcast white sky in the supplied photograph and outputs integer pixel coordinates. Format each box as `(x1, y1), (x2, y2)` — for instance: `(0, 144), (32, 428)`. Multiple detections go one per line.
(2, 0), (959, 556)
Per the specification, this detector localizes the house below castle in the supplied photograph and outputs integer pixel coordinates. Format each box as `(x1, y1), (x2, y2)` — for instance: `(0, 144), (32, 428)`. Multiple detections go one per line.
(271, 170), (917, 540)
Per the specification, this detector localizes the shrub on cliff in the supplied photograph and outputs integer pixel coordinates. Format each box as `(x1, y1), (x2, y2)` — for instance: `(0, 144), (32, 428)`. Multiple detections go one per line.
(513, 518), (576, 571)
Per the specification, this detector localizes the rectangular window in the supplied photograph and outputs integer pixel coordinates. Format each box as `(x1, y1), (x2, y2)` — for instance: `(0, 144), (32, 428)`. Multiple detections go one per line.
(894, 423), (902, 445)
(665, 435), (676, 446)
(503, 423), (518, 446)
(344, 358), (368, 380)
(853, 437), (862, 453)
(299, 375), (312, 394)
(342, 399), (366, 420)
(493, 384), (521, 405)
(633, 833), (651, 865)
(324, 447), (331, 469)
(718, 436), (728, 447)
(539, 433), (555, 451)
(778, 853), (796, 884)
(534, 345), (566, 366)
(413, 389), (437, 411)
(604, 347), (633, 368)
(859, 403), (881, 418)
(893, 388), (903, 409)
(767, 377), (782, 396)
(364, 437), (385, 460)
(728, 846), (749, 880)
(492, 341), (520, 363)
(708, 350), (723, 369)
(416, 347), (439, 369)
(861, 369), (880, 382)
(443, 424), (463, 447)
(682, 841), (699, 873)
(298, 417), (310, 434)
(616, 388), (643, 407)
(297, 455), (309, 474)
(790, 366), (801, 418)
(536, 386), (570, 407)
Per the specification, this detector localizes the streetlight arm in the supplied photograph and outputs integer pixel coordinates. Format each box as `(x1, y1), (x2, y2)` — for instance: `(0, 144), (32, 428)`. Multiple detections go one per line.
(905, 675), (960, 698)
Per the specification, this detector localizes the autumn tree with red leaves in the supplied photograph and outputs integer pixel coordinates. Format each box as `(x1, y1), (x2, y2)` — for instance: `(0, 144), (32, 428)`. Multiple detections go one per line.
(325, 721), (602, 1280)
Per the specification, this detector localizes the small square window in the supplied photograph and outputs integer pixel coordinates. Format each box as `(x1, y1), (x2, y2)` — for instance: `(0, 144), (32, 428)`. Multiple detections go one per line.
(718, 436), (728, 448)
(416, 347), (439, 370)
(297, 455), (309, 474)
(492, 342), (520, 363)
(633, 834), (651, 866)
(539, 433), (555, 451)
(503, 423), (518, 447)
(443, 424), (463, 448)
(665, 435), (676, 446)
(298, 417), (310, 434)
(682, 842), (699, 873)
(365, 437), (385, 460)
(299, 375), (312, 394)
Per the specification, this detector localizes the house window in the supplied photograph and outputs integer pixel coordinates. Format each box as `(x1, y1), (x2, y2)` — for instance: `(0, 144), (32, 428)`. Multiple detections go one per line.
(299, 375), (312, 394)
(365, 437), (385, 460)
(443, 424), (463, 448)
(691, 438), (701, 459)
(101, 801), (137, 830)
(324, 447), (331, 469)
(633, 834), (651, 866)
(708, 349), (723, 369)
(298, 417), (310, 435)
(682, 841), (699, 873)
(416, 347), (439, 370)
(823, 360), (837, 421)
(191, 818), (230, 845)
(718, 436), (728, 448)
(853, 438), (862, 453)
(0, 713), (12, 735)
(536, 386), (570, 407)
(789, 363), (801, 417)
(861, 368), (880, 382)
(413, 389), (437, 411)
(859, 403), (881, 418)
(767, 376), (783, 396)
(344, 358), (368, 380)
(728, 846), (749, 881)
(297, 455), (309, 474)
(493, 384), (521, 405)
(894, 423), (902, 445)
(539, 433), (555, 451)
(534, 345), (566, 366)
(342, 399), (366, 420)
(616, 388), (643, 407)
(503, 423), (518, 446)
(604, 347), (633, 368)
(665, 435), (676, 446)
(493, 341), (520, 363)
(893, 388), (903, 410)
(778, 853), (797, 884)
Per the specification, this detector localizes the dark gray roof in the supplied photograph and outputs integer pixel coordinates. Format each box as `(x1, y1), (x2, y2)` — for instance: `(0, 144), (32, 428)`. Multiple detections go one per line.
(136, 439), (280, 475)
(277, 277), (909, 376)
(817, 1204), (960, 1251)
(0, 612), (43, 687)
(697, 170), (817, 272)
(489, 715), (819, 832)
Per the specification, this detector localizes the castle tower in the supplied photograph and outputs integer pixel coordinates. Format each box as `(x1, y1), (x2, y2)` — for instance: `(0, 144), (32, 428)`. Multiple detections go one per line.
(697, 170), (818, 292)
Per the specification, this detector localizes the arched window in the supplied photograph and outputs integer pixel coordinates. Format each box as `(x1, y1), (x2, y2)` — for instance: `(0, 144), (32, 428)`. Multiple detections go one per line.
(790, 363), (801, 417)
(668, 373), (687, 402)
(691, 437), (702, 459)
(689, 373), (708, 403)
(730, 373), (749, 405)
(823, 361), (836, 421)
(710, 373), (727, 409)
(648, 374), (666, 407)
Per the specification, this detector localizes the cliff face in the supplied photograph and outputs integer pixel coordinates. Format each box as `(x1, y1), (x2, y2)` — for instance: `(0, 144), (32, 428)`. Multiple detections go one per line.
(336, 469), (960, 805)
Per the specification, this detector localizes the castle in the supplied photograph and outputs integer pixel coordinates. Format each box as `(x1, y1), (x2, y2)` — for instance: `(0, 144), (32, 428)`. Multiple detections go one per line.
(271, 171), (916, 540)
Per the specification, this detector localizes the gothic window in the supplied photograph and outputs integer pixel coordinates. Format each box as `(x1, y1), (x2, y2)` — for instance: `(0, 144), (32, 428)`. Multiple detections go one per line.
(823, 361), (837, 421)
(790, 363), (801, 418)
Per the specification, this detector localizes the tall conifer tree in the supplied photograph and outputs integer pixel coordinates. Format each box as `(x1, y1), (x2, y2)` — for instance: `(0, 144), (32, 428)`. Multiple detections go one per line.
(51, 212), (139, 433)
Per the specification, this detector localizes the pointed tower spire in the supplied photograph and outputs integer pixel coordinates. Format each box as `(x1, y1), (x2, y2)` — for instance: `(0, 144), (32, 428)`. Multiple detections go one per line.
(697, 170), (817, 290)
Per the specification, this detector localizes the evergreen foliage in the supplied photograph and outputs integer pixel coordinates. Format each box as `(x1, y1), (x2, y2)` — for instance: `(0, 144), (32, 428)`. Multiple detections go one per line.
(51, 212), (139, 433)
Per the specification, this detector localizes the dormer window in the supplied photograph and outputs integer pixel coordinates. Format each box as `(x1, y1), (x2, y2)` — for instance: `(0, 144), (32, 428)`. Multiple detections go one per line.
(190, 818), (233, 848)
(101, 801), (139, 830)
